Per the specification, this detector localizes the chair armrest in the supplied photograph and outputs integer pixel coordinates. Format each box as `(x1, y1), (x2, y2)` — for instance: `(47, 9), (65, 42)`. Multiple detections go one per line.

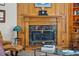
(3, 41), (12, 45)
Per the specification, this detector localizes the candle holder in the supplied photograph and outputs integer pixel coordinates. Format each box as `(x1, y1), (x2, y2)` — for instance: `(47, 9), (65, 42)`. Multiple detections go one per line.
(38, 7), (48, 16)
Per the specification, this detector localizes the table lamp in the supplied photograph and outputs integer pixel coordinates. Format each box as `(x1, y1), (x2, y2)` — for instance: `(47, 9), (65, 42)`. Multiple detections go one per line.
(13, 25), (21, 46)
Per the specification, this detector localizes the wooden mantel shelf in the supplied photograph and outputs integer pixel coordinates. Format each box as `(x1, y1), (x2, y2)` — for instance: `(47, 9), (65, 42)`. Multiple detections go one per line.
(23, 15), (62, 18)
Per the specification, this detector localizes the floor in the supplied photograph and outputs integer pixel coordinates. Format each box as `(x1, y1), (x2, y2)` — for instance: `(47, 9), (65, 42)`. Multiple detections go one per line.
(5, 46), (57, 56)
(18, 50), (57, 56)
(6, 50), (55, 56)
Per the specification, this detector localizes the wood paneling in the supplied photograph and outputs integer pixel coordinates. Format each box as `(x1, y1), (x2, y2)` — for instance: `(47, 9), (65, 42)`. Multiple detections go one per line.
(17, 3), (70, 49)
(28, 3), (56, 15)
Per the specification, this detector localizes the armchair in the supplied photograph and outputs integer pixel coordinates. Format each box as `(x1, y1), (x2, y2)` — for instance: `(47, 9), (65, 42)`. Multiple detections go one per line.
(0, 40), (5, 56)
(0, 31), (23, 56)
(0, 31), (12, 55)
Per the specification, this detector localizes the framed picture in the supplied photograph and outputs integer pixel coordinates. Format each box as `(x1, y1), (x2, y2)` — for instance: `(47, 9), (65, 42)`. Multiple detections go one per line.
(35, 3), (52, 8)
(0, 3), (5, 6)
(0, 10), (5, 23)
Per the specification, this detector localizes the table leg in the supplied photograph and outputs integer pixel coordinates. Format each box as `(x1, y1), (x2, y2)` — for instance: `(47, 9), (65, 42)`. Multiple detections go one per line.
(10, 51), (14, 56)
(34, 49), (36, 56)
(15, 51), (18, 56)
(45, 52), (47, 56)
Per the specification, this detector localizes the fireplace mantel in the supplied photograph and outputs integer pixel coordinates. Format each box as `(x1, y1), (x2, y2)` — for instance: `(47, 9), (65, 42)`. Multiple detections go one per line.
(23, 15), (62, 18)
(22, 15), (63, 49)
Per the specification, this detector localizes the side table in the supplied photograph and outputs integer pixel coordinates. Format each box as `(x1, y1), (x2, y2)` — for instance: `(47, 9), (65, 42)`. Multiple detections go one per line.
(33, 47), (49, 56)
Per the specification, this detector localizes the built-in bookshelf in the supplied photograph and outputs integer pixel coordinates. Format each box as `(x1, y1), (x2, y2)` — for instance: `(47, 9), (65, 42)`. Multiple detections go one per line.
(72, 3), (79, 33)
(71, 3), (79, 49)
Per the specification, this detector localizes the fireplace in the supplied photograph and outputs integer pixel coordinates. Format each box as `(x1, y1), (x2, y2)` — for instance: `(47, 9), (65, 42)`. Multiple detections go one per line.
(29, 25), (57, 45)
(22, 15), (62, 47)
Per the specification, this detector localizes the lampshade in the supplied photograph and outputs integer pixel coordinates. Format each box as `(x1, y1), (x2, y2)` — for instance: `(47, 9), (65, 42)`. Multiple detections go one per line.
(13, 26), (21, 32)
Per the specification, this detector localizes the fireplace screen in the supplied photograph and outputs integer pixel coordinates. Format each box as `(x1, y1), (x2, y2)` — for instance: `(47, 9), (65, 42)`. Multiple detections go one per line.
(29, 25), (56, 45)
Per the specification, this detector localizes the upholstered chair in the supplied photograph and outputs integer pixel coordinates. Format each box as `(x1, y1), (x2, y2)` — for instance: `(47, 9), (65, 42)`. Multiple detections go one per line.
(0, 32), (11, 45)
(0, 32), (5, 56)
(0, 32), (12, 55)
(0, 31), (23, 56)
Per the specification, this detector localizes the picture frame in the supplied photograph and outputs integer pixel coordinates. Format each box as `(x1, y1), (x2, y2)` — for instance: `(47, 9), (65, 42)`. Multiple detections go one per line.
(35, 3), (52, 8)
(0, 3), (5, 6)
(0, 10), (5, 23)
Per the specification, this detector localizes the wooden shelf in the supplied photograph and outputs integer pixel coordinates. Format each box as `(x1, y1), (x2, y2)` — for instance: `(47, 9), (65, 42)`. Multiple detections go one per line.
(73, 26), (79, 27)
(71, 32), (79, 34)
(22, 15), (62, 18)
(30, 30), (54, 31)
(73, 15), (79, 17)
(73, 7), (79, 9)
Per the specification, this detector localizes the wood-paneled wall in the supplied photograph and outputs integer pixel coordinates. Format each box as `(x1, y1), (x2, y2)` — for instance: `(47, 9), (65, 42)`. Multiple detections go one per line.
(17, 3), (70, 49)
